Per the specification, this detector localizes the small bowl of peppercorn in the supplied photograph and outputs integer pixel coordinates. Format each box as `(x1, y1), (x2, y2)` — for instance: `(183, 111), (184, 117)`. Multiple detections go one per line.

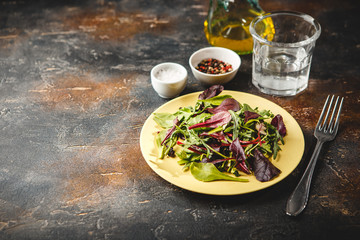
(189, 47), (241, 85)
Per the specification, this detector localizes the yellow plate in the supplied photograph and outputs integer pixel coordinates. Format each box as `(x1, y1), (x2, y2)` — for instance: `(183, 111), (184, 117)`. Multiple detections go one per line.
(140, 91), (304, 195)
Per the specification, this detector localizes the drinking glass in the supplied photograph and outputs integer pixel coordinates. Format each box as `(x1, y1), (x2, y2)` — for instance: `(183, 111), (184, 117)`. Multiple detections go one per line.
(250, 11), (321, 96)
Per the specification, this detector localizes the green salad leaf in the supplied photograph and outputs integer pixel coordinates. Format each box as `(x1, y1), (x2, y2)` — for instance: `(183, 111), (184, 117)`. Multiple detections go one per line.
(190, 162), (248, 182)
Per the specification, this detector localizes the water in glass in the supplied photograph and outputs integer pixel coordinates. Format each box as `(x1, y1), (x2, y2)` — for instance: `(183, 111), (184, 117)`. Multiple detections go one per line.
(252, 45), (311, 96)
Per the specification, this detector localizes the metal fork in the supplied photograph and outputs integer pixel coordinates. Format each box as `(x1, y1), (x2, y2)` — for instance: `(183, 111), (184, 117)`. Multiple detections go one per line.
(286, 95), (344, 216)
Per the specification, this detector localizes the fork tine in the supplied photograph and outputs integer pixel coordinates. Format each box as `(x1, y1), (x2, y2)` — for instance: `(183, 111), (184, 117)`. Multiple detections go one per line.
(331, 97), (344, 134)
(326, 96), (340, 132)
(316, 95), (332, 130)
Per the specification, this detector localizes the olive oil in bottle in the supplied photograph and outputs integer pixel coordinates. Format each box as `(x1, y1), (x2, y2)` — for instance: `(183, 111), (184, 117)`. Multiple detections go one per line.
(204, 0), (270, 55)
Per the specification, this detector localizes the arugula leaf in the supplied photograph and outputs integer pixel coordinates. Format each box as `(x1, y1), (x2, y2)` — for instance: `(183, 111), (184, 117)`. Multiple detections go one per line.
(229, 110), (240, 141)
(190, 162), (248, 182)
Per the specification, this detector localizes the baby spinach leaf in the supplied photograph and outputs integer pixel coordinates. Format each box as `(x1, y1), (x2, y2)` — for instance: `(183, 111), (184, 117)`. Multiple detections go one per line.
(190, 162), (248, 182)
(153, 113), (176, 128)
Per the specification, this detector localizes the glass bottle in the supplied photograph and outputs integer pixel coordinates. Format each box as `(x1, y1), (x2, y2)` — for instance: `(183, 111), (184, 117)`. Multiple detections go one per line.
(204, 0), (268, 55)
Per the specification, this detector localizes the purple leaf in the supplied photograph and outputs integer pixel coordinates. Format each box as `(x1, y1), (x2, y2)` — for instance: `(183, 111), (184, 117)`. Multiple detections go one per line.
(230, 138), (251, 174)
(252, 149), (281, 182)
(207, 98), (240, 114)
(188, 111), (231, 130)
(199, 131), (228, 142)
(271, 114), (286, 137)
(161, 117), (180, 145)
(230, 138), (246, 161)
(198, 85), (224, 100)
(209, 142), (222, 152)
(210, 158), (234, 164)
(189, 145), (206, 154)
(244, 111), (260, 123)
(235, 161), (251, 174)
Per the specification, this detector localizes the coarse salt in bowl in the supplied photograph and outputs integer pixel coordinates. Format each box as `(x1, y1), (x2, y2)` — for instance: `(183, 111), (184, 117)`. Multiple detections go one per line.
(151, 62), (188, 98)
(189, 47), (241, 85)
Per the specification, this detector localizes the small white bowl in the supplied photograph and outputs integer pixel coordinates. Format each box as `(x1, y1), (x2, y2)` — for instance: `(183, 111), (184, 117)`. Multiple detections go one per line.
(189, 47), (241, 85)
(151, 62), (188, 98)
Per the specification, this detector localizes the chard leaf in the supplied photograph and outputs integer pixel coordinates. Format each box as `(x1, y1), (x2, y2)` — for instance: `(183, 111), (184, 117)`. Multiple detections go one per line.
(153, 113), (176, 128)
(207, 98), (240, 114)
(230, 138), (246, 161)
(198, 85), (224, 100)
(188, 111), (231, 129)
(161, 118), (180, 145)
(252, 149), (281, 182)
(230, 138), (251, 174)
(190, 162), (248, 182)
(271, 114), (286, 137)
(200, 130), (227, 142)
(244, 111), (260, 123)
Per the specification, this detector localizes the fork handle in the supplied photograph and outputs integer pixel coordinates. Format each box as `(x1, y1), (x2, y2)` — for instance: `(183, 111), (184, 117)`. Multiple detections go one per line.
(286, 140), (324, 216)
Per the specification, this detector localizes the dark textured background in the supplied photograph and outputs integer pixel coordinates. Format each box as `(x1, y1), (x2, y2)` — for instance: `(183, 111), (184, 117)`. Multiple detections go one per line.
(0, 0), (359, 239)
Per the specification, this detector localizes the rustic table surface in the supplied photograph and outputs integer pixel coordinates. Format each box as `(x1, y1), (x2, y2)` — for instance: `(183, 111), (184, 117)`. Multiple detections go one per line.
(0, 0), (359, 239)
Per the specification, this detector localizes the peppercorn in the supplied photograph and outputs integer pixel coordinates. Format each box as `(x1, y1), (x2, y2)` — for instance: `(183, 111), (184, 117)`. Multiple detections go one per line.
(195, 58), (233, 74)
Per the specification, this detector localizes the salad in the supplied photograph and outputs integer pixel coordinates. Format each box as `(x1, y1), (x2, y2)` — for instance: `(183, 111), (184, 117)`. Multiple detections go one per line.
(153, 85), (286, 183)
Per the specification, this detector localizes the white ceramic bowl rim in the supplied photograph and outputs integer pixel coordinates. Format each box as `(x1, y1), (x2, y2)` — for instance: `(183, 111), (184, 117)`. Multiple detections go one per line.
(189, 47), (241, 77)
(151, 62), (187, 84)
